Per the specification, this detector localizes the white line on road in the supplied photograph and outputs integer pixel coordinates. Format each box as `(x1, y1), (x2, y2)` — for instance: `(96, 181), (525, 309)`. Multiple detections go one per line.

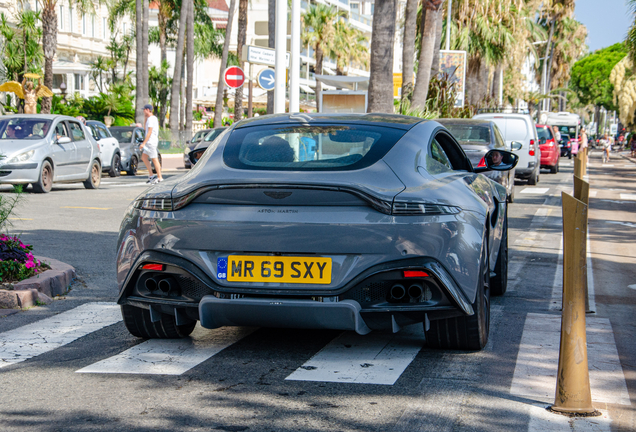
(286, 325), (423, 385)
(0, 303), (122, 368)
(77, 326), (255, 375)
(510, 313), (630, 405)
(628, 284), (636, 290)
(548, 234), (564, 312)
(606, 220), (636, 228)
(619, 193), (636, 200)
(589, 190), (598, 197)
(521, 187), (550, 194)
(527, 404), (611, 432)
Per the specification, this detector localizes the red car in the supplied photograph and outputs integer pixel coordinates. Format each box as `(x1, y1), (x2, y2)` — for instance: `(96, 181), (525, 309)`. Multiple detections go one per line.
(535, 125), (559, 173)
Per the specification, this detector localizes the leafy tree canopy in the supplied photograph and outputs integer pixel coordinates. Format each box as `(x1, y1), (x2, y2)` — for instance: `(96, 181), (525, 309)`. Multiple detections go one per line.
(570, 42), (628, 110)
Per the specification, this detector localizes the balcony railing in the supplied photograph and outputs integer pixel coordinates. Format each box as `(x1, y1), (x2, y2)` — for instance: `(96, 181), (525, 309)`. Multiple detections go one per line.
(349, 12), (372, 26)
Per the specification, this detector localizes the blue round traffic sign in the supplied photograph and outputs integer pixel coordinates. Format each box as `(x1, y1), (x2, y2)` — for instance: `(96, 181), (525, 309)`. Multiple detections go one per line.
(257, 69), (276, 91)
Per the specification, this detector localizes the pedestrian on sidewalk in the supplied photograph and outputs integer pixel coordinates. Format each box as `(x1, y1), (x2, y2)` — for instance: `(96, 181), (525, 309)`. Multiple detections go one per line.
(140, 104), (163, 184)
(580, 128), (588, 156)
(630, 134), (636, 158)
(600, 134), (612, 163)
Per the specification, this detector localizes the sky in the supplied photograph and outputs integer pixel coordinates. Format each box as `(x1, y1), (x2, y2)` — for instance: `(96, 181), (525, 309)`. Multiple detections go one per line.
(575, 0), (633, 52)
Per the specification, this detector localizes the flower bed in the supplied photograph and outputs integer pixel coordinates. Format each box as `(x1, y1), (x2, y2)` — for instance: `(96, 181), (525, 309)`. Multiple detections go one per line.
(0, 235), (49, 284)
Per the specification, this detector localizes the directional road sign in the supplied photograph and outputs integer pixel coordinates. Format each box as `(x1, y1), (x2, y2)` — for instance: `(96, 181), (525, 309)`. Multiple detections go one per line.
(257, 69), (276, 91)
(242, 45), (290, 68)
(224, 66), (246, 89)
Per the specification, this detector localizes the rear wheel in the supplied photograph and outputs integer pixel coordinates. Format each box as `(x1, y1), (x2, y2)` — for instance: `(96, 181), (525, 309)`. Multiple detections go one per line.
(550, 160), (559, 174)
(126, 155), (138, 176)
(108, 153), (121, 177)
(425, 242), (491, 350)
(121, 305), (196, 339)
(507, 177), (515, 203)
(527, 170), (539, 185)
(491, 210), (508, 296)
(83, 160), (101, 189)
(32, 161), (53, 193)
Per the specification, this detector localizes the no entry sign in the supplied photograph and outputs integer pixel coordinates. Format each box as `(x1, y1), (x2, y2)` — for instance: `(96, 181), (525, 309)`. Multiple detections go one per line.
(224, 66), (246, 88)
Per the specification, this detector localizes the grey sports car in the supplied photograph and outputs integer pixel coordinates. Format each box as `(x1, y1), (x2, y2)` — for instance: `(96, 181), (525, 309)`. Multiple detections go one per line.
(116, 113), (518, 351)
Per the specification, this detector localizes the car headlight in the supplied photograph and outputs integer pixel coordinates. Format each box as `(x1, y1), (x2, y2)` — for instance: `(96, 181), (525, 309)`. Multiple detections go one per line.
(6, 150), (35, 164)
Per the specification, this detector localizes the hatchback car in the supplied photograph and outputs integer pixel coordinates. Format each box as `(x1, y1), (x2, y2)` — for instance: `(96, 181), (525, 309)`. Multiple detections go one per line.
(109, 126), (144, 175)
(185, 127), (226, 168)
(0, 114), (102, 192)
(86, 120), (121, 177)
(438, 118), (519, 202)
(535, 124), (559, 173)
(473, 113), (541, 184)
(116, 114), (517, 351)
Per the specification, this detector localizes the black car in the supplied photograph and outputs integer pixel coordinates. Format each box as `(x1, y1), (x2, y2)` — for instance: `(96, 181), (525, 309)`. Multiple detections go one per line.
(438, 118), (519, 203)
(185, 127), (226, 168)
(559, 133), (572, 159)
(109, 126), (162, 175)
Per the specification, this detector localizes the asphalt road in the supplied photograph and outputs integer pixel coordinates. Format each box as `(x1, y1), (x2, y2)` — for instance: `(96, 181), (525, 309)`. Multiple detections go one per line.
(0, 152), (634, 432)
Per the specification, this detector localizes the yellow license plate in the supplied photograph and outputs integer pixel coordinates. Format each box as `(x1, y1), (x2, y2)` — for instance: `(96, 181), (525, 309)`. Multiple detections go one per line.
(227, 255), (332, 284)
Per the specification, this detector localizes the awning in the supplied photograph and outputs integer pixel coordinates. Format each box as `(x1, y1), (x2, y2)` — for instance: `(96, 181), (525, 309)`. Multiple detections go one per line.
(322, 67), (336, 76)
(314, 75), (369, 91)
(299, 84), (315, 94)
(53, 60), (92, 73)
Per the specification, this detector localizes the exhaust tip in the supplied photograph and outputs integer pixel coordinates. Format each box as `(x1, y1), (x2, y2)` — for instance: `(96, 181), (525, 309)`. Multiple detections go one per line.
(158, 278), (172, 293)
(408, 284), (424, 300)
(144, 277), (158, 292)
(390, 284), (406, 300)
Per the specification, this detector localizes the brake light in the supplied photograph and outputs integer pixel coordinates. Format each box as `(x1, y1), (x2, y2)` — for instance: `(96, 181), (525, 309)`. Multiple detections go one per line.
(477, 157), (486, 167)
(142, 264), (164, 271)
(404, 270), (429, 278)
(529, 139), (535, 156)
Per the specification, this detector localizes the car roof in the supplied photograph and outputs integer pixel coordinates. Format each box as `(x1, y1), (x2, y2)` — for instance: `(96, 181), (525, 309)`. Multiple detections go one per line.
(0, 114), (70, 121)
(437, 118), (494, 126)
(473, 113), (533, 120)
(110, 126), (137, 130)
(234, 113), (426, 130)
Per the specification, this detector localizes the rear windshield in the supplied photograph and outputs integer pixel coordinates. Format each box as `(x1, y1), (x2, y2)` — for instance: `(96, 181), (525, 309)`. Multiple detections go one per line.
(223, 124), (406, 171)
(444, 124), (491, 145)
(110, 128), (134, 142)
(536, 126), (553, 140)
(490, 118), (529, 141)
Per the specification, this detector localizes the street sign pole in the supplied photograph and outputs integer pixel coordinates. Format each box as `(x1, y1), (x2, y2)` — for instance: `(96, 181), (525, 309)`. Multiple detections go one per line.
(274, 0), (287, 113)
(289, 0), (300, 113)
(248, 63), (253, 118)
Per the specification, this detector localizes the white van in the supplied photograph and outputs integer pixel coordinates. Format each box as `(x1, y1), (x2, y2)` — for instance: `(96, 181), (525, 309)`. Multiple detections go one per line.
(473, 113), (541, 184)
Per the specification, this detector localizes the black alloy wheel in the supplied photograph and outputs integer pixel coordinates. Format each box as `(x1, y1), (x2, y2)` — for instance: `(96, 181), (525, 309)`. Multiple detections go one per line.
(108, 153), (121, 177)
(127, 155), (138, 176)
(32, 161), (53, 193)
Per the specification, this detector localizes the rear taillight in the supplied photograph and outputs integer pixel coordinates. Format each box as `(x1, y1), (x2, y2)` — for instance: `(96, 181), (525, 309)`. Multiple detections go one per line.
(404, 270), (430, 278)
(477, 157), (486, 167)
(142, 263), (164, 271)
(529, 139), (535, 156)
(392, 202), (462, 215)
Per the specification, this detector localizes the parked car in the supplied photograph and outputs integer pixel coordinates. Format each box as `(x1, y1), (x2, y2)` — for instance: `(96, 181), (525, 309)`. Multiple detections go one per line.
(116, 113), (518, 351)
(535, 124), (560, 173)
(85, 120), (122, 177)
(109, 126), (144, 176)
(559, 133), (572, 159)
(473, 113), (541, 185)
(0, 114), (102, 193)
(185, 127), (227, 168)
(438, 118), (519, 202)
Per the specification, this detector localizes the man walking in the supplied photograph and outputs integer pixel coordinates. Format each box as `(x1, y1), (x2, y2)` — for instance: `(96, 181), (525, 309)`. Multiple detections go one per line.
(140, 104), (163, 184)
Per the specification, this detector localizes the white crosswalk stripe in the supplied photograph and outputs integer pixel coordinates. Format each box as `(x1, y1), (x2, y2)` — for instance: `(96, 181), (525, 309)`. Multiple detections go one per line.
(0, 302), (121, 368)
(77, 326), (255, 375)
(286, 324), (423, 385)
(521, 187), (550, 194)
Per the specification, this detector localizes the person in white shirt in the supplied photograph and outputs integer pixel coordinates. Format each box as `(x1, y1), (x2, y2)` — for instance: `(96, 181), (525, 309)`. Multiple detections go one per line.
(140, 104), (163, 184)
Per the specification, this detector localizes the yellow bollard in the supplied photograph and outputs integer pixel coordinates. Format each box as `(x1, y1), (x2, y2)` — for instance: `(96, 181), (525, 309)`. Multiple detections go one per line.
(573, 176), (592, 313)
(574, 157), (583, 179)
(550, 192), (599, 416)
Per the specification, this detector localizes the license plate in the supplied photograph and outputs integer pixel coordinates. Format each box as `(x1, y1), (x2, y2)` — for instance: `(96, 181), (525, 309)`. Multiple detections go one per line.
(227, 255), (332, 284)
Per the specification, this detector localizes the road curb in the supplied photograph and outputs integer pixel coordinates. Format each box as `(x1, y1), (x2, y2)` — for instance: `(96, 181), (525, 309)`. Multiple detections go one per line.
(0, 256), (75, 310)
(619, 151), (636, 164)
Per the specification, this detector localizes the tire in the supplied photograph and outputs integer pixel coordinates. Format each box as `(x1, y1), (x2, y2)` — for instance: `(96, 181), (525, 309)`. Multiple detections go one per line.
(126, 155), (138, 176)
(121, 305), (196, 339)
(507, 178), (515, 203)
(108, 153), (121, 177)
(425, 242), (491, 350)
(527, 169), (539, 185)
(491, 209), (508, 296)
(83, 160), (101, 189)
(32, 160), (53, 193)
(550, 162), (558, 174)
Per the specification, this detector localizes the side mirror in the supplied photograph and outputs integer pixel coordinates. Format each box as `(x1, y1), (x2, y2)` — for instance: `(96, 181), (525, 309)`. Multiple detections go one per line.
(57, 136), (71, 144)
(511, 141), (523, 151)
(474, 149), (519, 173)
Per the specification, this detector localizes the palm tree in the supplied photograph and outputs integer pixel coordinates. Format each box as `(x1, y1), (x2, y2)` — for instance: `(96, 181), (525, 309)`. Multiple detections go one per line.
(302, 4), (339, 112)
(330, 20), (368, 76)
(213, 0), (238, 127)
(169, 0), (190, 136)
(367, 0), (397, 113)
(412, 0), (443, 109)
(234, 0), (248, 120)
(400, 0), (418, 108)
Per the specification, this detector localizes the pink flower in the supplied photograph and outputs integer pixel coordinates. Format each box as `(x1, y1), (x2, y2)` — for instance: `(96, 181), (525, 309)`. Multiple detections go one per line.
(25, 261), (35, 269)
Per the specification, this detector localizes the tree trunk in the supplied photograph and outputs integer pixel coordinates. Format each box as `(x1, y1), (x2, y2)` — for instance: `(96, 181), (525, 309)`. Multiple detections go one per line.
(412, 1), (441, 109)
(315, 46), (323, 112)
(41, 3), (57, 114)
(135, 0), (144, 123)
(169, 0), (189, 137)
(430, 5), (444, 78)
(234, 0), (248, 121)
(267, 0), (275, 114)
(159, 2), (167, 63)
(400, 0), (418, 107)
(142, 0), (149, 108)
(594, 105), (600, 137)
(367, 0), (397, 113)
(185, 0), (194, 140)
(213, 0), (238, 127)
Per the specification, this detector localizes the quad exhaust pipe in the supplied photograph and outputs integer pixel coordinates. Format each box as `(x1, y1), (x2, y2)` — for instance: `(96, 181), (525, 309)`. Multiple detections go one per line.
(144, 276), (180, 296)
(390, 284), (406, 301)
(408, 284), (424, 300)
(390, 283), (426, 302)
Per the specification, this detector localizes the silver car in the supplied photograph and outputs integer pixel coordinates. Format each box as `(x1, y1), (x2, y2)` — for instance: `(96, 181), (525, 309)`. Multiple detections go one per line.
(116, 114), (517, 351)
(0, 114), (102, 193)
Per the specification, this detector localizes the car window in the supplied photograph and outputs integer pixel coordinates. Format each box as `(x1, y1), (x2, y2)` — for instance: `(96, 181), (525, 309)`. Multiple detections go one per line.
(87, 125), (99, 140)
(55, 122), (70, 139)
(135, 130), (144, 141)
(444, 124), (491, 145)
(536, 126), (553, 140)
(97, 125), (110, 139)
(204, 129), (224, 142)
(68, 122), (86, 141)
(0, 118), (53, 140)
(490, 118), (528, 142)
(493, 126), (506, 149)
(426, 138), (453, 174)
